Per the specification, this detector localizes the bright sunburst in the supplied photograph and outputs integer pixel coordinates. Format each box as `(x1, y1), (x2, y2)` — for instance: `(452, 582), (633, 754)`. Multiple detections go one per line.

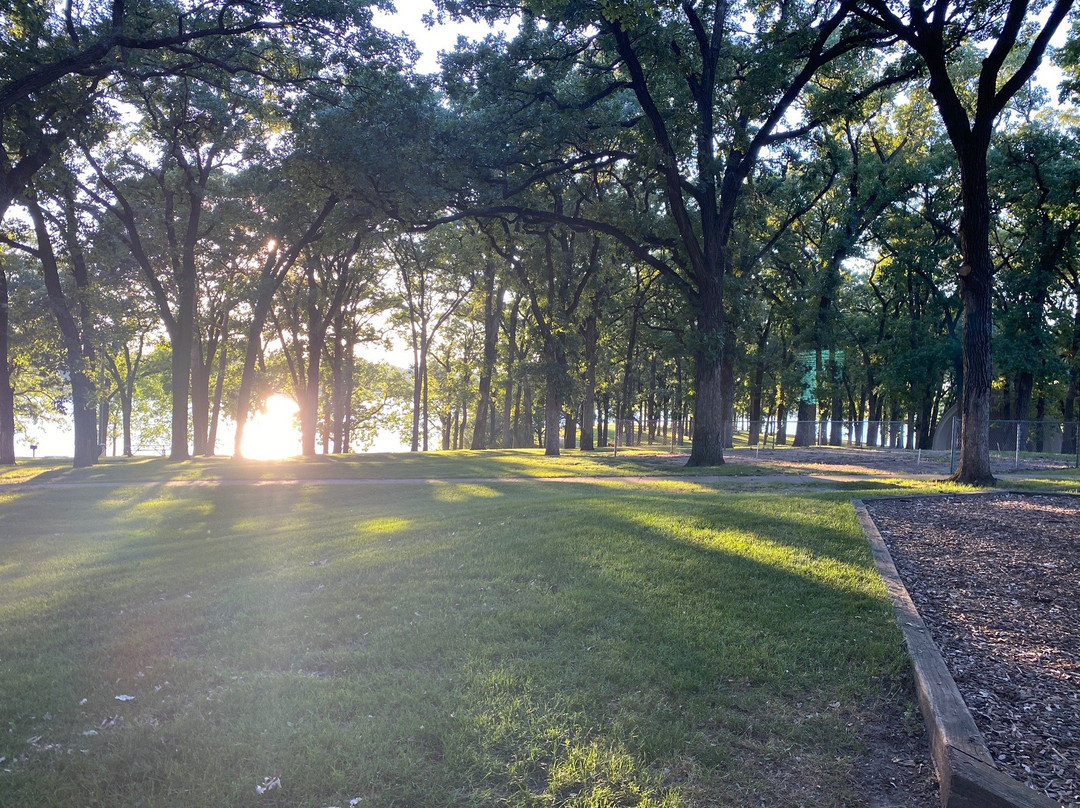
(242, 394), (301, 460)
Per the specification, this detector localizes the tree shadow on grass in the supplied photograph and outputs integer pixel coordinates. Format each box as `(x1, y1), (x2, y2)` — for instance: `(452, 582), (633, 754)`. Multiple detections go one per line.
(0, 479), (930, 808)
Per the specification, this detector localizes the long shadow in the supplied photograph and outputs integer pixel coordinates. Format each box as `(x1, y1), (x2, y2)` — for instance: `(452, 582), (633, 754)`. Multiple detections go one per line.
(0, 478), (917, 806)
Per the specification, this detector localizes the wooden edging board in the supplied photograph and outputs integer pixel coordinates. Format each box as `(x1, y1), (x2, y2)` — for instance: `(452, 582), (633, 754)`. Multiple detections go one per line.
(853, 497), (1062, 808)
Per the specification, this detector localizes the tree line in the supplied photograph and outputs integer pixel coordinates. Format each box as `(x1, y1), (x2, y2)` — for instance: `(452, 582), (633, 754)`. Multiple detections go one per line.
(2, 0), (1079, 484)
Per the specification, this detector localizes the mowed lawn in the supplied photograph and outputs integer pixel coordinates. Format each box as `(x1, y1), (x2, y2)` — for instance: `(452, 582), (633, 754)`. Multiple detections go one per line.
(0, 459), (930, 807)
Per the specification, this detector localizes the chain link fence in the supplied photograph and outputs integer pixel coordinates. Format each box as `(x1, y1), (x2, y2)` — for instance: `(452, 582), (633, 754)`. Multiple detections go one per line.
(737, 418), (1080, 471)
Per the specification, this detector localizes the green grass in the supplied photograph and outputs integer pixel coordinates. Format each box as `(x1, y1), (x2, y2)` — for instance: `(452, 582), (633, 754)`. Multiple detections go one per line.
(0, 460), (956, 807)
(3, 447), (773, 485)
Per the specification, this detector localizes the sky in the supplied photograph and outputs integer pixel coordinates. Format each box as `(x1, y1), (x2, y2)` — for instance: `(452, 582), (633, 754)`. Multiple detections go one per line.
(374, 2), (515, 74)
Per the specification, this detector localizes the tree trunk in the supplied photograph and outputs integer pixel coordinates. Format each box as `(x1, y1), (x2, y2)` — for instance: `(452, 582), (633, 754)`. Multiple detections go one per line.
(747, 321), (770, 447)
(330, 325), (347, 454)
(190, 340), (211, 456)
(233, 308), (268, 458)
(951, 143), (996, 484)
(0, 260), (15, 465)
(472, 270), (501, 450)
(1064, 302), (1080, 455)
(208, 339), (227, 456)
(580, 305), (598, 451)
(502, 299), (518, 448)
(520, 374), (534, 448)
(687, 274), (726, 465)
(775, 401), (788, 446)
(542, 343), (564, 457)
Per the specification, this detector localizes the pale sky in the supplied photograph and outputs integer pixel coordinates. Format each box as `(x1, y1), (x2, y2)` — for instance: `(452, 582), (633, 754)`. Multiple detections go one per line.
(373, 2), (516, 74)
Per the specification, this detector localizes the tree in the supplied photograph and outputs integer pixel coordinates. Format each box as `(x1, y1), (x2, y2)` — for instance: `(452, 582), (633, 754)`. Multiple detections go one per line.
(1, 0), (374, 221)
(271, 232), (388, 456)
(852, 0), (1074, 483)
(442, 0), (903, 465)
(991, 121), (1080, 450)
(80, 76), (255, 460)
(8, 171), (102, 466)
(389, 227), (476, 451)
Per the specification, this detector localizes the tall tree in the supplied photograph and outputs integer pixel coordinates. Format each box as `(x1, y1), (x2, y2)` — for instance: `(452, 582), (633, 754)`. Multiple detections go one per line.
(443, 1), (900, 465)
(1, 0), (375, 221)
(8, 172), (102, 466)
(852, 0), (1073, 483)
(81, 77), (256, 460)
(389, 227), (476, 452)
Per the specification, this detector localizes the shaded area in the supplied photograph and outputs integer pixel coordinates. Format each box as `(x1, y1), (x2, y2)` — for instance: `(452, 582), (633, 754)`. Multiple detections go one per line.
(0, 479), (936, 807)
(866, 493), (1080, 807)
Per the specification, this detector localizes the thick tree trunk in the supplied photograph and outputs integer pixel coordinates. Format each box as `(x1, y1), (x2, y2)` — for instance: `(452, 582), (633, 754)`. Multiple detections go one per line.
(542, 340), (566, 457)
(774, 404), (787, 446)
(342, 345), (354, 453)
(502, 300), (518, 448)
(687, 275), (726, 466)
(1064, 303), (1080, 455)
(121, 390), (133, 457)
(0, 262), (15, 465)
(28, 197), (98, 467)
(410, 333), (424, 452)
(580, 306), (598, 451)
(472, 270), (501, 450)
(747, 321), (770, 447)
(330, 326), (347, 454)
(519, 374), (534, 448)
(300, 365), (320, 456)
(951, 144), (996, 484)
(190, 341), (211, 456)
(169, 314), (193, 461)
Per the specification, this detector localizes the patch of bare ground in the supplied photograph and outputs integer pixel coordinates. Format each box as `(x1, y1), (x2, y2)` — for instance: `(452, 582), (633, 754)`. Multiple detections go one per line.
(724, 447), (1076, 477)
(865, 493), (1080, 808)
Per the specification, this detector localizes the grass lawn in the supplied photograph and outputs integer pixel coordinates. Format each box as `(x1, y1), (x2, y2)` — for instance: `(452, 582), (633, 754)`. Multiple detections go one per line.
(0, 454), (959, 807)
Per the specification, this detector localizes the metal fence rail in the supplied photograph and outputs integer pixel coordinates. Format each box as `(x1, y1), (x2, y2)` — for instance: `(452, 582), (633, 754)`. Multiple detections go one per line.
(735, 418), (1080, 470)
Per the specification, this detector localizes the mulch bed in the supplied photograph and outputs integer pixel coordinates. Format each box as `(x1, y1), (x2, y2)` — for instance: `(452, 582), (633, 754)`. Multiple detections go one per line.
(865, 493), (1080, 808)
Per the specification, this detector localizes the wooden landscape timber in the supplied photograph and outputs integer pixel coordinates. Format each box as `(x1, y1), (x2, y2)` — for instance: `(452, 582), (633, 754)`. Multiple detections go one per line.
(855, 497), (1062, 808)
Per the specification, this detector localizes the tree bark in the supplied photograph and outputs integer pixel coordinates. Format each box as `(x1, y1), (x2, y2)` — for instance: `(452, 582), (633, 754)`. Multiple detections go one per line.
(26, 195), (98, 467)
(579, 302), (599, 451)
(471, 265), (501, 450)
(0, 260), (15, 465)
(951, 143), (996, 483)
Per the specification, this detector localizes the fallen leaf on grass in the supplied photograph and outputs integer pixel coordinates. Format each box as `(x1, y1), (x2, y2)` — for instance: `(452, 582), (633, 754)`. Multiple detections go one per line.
(256, 774), (281, 794)
(115, 694), (135, 702)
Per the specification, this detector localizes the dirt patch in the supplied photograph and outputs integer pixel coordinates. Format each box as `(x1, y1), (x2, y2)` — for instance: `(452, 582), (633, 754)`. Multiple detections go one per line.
(865, 493), (1080, 807)
(723, 446), (1077, 477)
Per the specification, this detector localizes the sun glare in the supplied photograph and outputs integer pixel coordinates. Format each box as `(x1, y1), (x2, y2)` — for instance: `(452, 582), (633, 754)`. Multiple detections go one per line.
(242, 394), (301, 460)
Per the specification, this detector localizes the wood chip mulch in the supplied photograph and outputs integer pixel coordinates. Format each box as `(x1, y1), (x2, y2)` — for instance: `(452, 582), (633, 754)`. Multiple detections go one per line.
(865, 493), (1080, 808)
